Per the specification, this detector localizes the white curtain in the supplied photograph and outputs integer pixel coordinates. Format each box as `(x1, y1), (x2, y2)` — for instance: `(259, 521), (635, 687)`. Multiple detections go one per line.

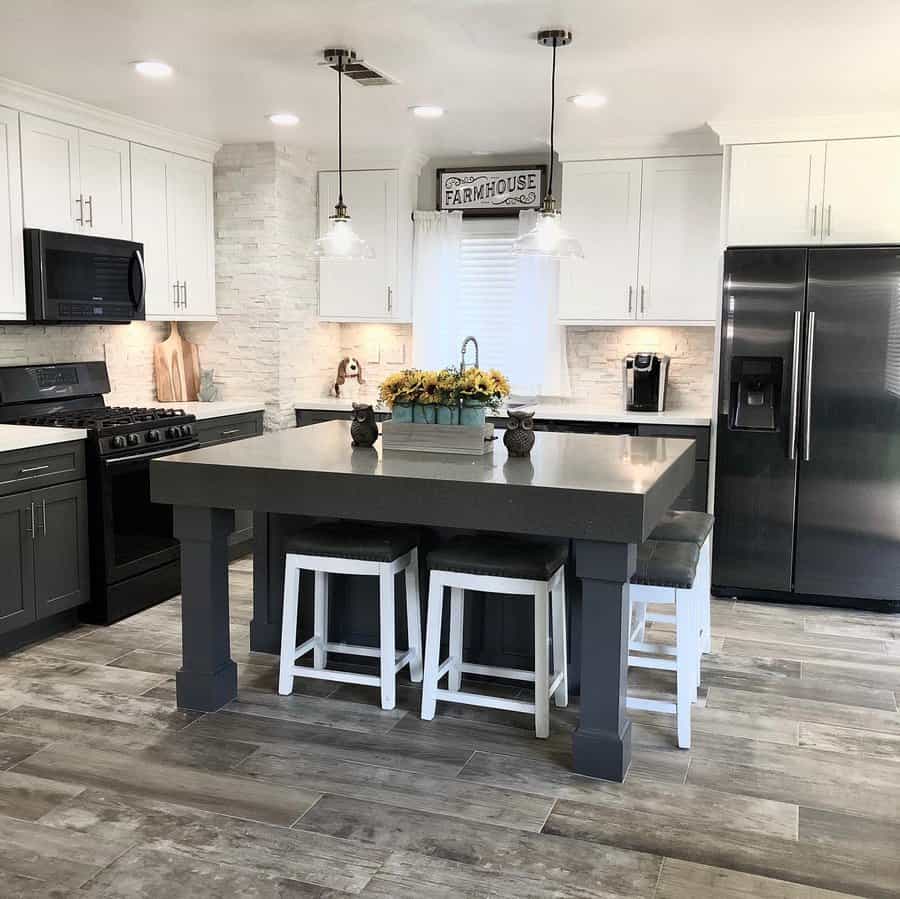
(411, 211), (463, 369)
(509, 209), (572, 397)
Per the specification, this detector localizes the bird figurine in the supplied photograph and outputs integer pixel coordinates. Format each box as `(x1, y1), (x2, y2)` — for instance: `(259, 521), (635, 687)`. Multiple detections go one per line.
(350, 403), (379, 447)
(503, 409), (535, 457)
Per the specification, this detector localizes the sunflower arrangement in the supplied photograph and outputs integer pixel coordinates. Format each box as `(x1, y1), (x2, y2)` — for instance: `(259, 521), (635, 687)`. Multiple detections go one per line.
(377, 366), (510, 412)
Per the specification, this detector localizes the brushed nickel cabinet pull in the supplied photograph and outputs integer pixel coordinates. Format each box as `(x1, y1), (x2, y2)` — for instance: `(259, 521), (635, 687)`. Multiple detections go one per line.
(811, 204), (818, 237)
(20, 464), (50, 474)
(387, 286), (392, 312)
(85, 195), (94, 228)
(26, 502), (35, 539)
(627, 285), (633, 314)
(826, 204), (832, 237)
(75, 194), (84, 226)
(221, 428), (241, 436)
(640, 285), (646, 315)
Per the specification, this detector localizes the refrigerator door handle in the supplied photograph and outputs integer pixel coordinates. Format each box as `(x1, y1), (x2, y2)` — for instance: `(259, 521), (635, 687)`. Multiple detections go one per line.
(788, 310), (802, 460)
(802, 310), (816, 461)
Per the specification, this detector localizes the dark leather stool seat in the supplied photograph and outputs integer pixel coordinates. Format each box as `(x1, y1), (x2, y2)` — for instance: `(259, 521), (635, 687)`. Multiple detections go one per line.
(631, 540), (700, 590)
(649, 510), (714, 547)
(286, 523), (418, 563)
(427, 536), (568, 581)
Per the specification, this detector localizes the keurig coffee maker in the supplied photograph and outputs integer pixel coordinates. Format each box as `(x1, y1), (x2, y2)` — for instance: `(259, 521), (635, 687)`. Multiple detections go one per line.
(623, 353), (669, 412)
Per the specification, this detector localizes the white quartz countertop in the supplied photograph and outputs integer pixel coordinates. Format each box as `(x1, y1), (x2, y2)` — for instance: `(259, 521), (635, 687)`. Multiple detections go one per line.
(108, 400), (266, 420)
(0, 424), (87, 453)
(295, 397), (711, 427)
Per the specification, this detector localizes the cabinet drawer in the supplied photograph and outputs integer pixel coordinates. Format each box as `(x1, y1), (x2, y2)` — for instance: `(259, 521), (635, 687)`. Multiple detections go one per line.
(636, 424), (709, 461)
(195, 413), (263, 447)
(0, 442), (86, 497)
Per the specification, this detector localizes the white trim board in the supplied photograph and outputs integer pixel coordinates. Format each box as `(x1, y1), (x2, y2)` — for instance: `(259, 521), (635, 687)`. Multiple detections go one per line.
(0, 76), (220, 162)
(709, 114), (900, 146)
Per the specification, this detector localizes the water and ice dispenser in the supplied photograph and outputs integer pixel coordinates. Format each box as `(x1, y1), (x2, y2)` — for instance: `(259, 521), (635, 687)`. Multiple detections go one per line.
(729, 357), (782, 431)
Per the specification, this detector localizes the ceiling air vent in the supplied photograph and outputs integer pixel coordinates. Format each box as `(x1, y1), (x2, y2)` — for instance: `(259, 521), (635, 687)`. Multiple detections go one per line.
(321, 48), (396, 86)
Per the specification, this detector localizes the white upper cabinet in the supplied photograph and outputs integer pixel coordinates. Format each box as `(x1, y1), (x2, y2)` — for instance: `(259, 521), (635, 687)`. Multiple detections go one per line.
(726, 137), (900, 246)
(821, 137), (900, 244)
(0, 106), (25, 320)
(78, 130), (131, 239)
(559, 155), (721, 324)
(20, 113), (132, 239)
(559, 159), (643, 323)
(637, 156), (722, 322)
(20, 114), (80, 233)
(318, 169), (411, 322)
(132, 144), (215, 321)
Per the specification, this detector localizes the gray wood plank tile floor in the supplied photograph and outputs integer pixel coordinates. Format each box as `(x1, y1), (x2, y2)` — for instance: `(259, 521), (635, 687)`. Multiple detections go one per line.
(0, 559), (897, 897)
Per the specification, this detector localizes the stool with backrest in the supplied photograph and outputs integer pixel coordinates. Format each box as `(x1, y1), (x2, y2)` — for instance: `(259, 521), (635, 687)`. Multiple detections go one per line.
(420, 536), (568, 739)
(278, 523), (423, 710)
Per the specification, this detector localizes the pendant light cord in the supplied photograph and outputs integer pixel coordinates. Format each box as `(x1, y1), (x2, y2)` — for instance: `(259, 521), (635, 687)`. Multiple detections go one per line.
(337, 52), (344, 206)
(547, 39), (556, 200)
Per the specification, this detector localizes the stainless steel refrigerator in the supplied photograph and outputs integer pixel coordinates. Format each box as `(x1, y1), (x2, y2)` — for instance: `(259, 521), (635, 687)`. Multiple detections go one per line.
(713, 246), (900, 610)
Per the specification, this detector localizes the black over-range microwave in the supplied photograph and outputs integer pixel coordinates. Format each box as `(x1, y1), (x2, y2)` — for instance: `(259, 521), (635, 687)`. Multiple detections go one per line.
(24, 229), (146, 324)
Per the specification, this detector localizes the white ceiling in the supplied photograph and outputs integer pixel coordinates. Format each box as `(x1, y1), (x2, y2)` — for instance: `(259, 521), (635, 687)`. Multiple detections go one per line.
(1, 0), (899, 159)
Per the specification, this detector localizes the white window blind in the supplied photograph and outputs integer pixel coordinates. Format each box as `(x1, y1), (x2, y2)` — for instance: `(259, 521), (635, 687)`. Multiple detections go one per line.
(455, 218), (519, 374)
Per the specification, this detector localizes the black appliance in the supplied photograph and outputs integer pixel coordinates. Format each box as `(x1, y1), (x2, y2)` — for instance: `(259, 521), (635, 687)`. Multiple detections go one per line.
(623, 352), (669, 411)
(0, 361), (196, 623)
(714, 246), (900, 610)
(24, 229), (146, 323)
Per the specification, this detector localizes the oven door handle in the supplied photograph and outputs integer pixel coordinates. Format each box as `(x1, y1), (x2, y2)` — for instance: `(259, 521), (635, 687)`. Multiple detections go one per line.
(103, 444), (197, 466)
(135, 249), (147, 309)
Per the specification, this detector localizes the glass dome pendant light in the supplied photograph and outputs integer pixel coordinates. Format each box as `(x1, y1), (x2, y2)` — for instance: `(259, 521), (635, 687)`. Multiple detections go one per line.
(310, 48), (374, 261)
(512, 30), (584, 260)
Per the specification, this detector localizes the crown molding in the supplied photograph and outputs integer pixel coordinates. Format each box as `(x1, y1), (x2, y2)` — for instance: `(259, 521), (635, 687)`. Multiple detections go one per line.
(709, 114), (900, 145)
(558, 130), (721, 162)
(0, 76), (221, 162)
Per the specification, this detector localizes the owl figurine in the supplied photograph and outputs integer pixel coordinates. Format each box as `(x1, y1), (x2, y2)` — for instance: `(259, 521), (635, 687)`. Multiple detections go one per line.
(350, 403), (379, 447)
(504, 409), (535, 457)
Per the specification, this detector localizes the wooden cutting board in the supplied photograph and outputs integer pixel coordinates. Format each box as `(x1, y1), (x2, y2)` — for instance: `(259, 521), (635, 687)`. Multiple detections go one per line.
(154, 322), (201, 403)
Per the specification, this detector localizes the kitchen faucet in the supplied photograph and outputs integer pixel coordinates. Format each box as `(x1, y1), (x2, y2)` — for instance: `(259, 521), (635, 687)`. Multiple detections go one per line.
(460, 336), (479, 373)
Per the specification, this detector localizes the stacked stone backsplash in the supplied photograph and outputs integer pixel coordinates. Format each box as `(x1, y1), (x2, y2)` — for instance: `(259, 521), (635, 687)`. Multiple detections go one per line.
(0, 321), (167, 402)
(335, 323), (715, 410)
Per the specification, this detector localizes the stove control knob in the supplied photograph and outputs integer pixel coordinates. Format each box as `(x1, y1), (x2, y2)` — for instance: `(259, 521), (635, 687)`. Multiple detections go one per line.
(111, 436), (127, 449)
(147, 429), (161, 443)
(127, 433), (140, 446)
(182, 424), (193, 436)
(166, 426), (181, 439)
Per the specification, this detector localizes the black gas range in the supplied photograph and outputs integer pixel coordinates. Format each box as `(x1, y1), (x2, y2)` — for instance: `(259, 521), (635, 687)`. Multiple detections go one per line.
(0, 361), (198, 624)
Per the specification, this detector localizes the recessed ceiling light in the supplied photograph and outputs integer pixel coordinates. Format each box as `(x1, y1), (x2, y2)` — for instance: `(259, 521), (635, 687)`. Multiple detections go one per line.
(568, 93), (607, 108)
(133, 60), (173, 79)
(268, 112), (299, 126)
(410, 105), (445, 119)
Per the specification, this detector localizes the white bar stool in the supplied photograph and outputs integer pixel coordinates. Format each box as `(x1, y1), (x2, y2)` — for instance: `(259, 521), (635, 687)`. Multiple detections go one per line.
(627, 539), (702, 749)
(420, 536), (568, 739)
(278, 524), (423, 710)
(631, 511), (715, 676)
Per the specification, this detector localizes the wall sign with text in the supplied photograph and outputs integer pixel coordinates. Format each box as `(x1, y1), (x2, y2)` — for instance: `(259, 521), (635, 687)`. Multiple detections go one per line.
(436, 166), (546, 216)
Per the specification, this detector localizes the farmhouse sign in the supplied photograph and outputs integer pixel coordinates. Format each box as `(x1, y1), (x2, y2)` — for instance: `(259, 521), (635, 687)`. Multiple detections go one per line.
(437, 166), (546, 216)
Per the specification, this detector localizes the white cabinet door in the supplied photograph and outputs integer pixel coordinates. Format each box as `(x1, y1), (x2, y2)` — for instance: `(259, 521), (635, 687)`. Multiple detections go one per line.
(20, 114), (80, 233)
(318, 170), (398, 321)
(727, 142), (826, 245)
(78, 130), (131, 239)
(0, 107), (25, 320)
(637, 155), (722, 322)
(168, 154), (215, 319)
(821, 137), (900, 244)
(558, 159), (642, 322)
(131, 144), (174, 318)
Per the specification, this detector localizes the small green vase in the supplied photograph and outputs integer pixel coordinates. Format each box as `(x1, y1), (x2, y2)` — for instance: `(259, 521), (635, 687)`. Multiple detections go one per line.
(391, 403), (413, 423)
(460, 401), (486, 427)
(436, 404), (459, 425)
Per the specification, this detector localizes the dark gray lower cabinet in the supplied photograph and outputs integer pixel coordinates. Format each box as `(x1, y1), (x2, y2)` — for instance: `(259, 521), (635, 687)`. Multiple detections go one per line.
(0, 481), (89, 636)
(33, 481), (90, 618)
(0, 493), (36, 634)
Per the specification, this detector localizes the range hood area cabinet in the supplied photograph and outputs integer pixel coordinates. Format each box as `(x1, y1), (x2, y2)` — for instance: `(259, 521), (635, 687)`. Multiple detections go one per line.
(20, 113), (132, 241)
(0, 106), (25, 321)
(558, 155), (722, 326)
(317, 168), (413, 323)
(131, 144), (216, 322)
(726, 136), (900, 246)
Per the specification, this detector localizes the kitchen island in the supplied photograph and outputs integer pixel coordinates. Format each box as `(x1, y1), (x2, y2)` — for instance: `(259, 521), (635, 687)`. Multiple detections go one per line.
(150, 421), (695, 781)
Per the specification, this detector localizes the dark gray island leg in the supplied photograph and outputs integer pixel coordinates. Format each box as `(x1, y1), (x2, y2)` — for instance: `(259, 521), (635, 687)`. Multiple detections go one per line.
(174, 506), (238, 711)
(572, 540), (637, 781)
